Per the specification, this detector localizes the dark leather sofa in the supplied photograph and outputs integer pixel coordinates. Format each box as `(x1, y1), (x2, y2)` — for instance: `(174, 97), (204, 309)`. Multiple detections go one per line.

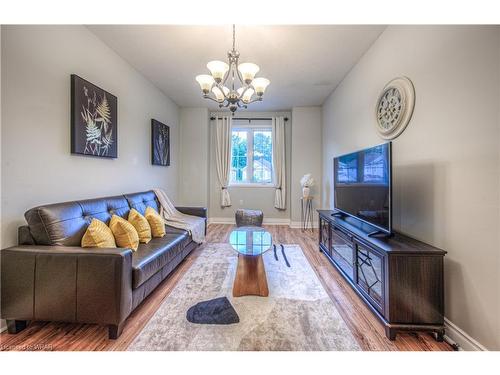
(0, 190), (206, 339)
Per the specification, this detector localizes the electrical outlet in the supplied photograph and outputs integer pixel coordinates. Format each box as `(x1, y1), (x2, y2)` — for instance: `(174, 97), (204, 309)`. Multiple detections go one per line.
(239, 200), (244, 205)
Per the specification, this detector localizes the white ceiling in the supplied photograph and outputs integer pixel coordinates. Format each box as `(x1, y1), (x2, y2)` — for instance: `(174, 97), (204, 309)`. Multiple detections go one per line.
(88, 25), (385, 111)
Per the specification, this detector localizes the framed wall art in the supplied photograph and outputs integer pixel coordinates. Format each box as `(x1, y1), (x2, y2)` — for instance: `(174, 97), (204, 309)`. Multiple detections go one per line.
(151, 119), (170, 166)
(71, 74), (117, 158)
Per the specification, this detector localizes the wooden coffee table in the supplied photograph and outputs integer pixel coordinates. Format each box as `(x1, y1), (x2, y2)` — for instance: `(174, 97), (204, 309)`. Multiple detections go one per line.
(229, 226), (271, 297)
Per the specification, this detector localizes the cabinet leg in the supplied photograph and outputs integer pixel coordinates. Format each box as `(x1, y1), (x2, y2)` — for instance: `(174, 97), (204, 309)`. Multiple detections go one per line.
(435, 329), (445, 342)
(108, 323), (124, 340)
(385, 327), (397, 341)
(6, 320), (28, 334)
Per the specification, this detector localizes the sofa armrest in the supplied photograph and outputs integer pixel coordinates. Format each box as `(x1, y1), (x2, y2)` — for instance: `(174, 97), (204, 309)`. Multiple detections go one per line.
(1, 245), (133, 326)
(175, 206), (207, 219)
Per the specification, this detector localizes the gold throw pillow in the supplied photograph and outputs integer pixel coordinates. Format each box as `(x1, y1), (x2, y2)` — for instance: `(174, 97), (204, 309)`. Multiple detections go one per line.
(128, 208), (152, 244)
(145, 206), (166, 238)
(109, 214), (139, 251)
(81, 218), (116, 248)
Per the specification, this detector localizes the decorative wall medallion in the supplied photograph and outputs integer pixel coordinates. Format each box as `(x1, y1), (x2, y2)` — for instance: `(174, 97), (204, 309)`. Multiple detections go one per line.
(375, 76), (415, 140)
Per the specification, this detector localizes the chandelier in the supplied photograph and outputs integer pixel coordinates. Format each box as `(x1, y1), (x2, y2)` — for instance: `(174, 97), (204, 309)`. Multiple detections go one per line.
(195, 25), (270, 114)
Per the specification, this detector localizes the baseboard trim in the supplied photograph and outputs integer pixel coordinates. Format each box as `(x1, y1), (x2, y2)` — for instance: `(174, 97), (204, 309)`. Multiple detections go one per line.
(207, 217), (235, 225)
(0, 319), (7, 333)
(208, 217), (319, 229)
(208, 217), (291, 226)
(444, 317), (487, 351)
(289, 221), (319, 229)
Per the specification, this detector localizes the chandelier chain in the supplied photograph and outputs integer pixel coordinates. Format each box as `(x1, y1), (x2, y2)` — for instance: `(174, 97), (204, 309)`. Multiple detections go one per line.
(232, 24), (235, 51)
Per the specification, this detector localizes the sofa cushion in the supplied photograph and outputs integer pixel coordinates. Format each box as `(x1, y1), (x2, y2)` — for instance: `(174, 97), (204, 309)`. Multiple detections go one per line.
(25, 195), (130, 246)
(131, 226), (190, 289)
(128, 208), (152, 244)
(110, 215), (140, 251)
(81, 218), (116, 248)
(124, 191), (160, 216)
(145, 206), (166, 238)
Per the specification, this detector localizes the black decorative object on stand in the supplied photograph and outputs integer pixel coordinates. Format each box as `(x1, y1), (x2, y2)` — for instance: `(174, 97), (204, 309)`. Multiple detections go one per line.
(71, 74), (117, 158)
(151, 119), (170, 166)
(186, 297), (239, 325)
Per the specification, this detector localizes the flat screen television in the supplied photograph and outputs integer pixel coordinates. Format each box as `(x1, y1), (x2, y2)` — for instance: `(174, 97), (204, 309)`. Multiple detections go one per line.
(333, 142), (392, 234)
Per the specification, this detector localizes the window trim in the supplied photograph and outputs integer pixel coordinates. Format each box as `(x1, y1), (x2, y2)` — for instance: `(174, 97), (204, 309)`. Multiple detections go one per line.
(229, 182), (275, 188)
(230, 123), (274, 186)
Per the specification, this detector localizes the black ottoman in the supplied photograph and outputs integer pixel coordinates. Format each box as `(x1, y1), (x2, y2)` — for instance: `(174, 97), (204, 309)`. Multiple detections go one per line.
(235, 209), (264, 227)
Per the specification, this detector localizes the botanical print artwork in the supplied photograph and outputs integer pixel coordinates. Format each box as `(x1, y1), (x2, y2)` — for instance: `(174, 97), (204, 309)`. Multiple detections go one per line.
(151, 119), (170, 166)
(71, 75), (117, 158)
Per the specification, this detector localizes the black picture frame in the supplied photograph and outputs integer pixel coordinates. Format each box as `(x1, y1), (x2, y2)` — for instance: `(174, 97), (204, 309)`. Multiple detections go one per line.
(71, 74), (118, 158)
(151, 119), (170, 166)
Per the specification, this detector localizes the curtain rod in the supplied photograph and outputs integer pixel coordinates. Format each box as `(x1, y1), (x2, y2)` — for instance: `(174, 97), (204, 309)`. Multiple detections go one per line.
(210, 116), (288, 121)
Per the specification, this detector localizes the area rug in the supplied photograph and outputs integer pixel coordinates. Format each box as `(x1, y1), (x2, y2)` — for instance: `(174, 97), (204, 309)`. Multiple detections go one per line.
(127, 243), (360, 351)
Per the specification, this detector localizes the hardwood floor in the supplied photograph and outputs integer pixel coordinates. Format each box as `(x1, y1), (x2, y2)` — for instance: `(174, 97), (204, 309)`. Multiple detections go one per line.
(0, 224), (453, 351)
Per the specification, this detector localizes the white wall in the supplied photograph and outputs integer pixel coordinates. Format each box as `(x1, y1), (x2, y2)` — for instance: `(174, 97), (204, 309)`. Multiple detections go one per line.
(321, 25), (500, 350)
(290, 107), (322, 226)
(178, 107), (210, 207)
(0, 26), (4, 333)
(208, 111), (291, 223)
(1, 25), (180, 249)
(0, 25), (2, 249)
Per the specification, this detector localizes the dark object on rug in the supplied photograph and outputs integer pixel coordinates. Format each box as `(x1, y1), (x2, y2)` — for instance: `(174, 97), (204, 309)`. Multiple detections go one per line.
(280, 244), (291, 267)
(186, 297), (240, 325)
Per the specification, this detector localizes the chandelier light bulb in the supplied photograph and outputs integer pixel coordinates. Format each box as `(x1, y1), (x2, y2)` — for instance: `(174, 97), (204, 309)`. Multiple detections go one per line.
(252, 77), (270, 96)
(207, 60), (229, 82)
(238, 63), (260, 84)
(237, 87), (255, 103)
(195, 74), (215, 94)
(212, 86), (230, 102)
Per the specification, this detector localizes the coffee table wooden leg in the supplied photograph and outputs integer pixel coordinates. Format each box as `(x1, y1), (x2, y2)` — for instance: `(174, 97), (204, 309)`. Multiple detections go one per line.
(233, 254), (269, 297)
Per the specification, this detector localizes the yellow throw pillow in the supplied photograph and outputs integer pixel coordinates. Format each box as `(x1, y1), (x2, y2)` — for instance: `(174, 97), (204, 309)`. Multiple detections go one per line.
(109, 214), (139, 251)
(81, 218), (116, 248)
(145, 206), (166, 238)
(128, 208), (152, 244)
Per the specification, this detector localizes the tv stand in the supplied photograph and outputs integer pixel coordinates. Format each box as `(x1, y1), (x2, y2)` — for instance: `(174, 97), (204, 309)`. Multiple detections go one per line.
(318, 209), (446, 342)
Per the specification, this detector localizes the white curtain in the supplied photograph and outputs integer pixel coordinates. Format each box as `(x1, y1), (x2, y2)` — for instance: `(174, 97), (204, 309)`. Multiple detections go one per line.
(272, 116), (286, 209)
(215, 116), (232, 207)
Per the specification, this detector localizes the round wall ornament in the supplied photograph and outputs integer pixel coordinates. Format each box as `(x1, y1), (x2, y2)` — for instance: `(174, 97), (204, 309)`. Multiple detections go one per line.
(375, 76), (415, 140)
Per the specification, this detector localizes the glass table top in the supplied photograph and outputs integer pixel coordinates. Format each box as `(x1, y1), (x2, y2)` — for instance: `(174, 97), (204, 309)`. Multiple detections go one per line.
(229, 226), (272, 256)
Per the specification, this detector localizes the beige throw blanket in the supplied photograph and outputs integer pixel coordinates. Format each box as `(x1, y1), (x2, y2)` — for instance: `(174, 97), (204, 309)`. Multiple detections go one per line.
(153, 188), (205, 244)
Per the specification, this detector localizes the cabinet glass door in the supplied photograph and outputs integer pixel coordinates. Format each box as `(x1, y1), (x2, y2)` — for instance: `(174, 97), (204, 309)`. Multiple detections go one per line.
(319, 218), (331, 255)
(330, 227), (354, 280)
(356, 243), (384, 310)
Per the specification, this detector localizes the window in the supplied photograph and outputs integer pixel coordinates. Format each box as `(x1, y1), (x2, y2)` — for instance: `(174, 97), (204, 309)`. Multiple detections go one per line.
(337, 153), (358, 183)
(231, 121), (273, 185)
(363, 144), (389, 183)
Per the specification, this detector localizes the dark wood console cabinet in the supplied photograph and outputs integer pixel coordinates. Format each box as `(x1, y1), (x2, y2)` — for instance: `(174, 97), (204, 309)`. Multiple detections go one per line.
(318, 210), (446, 341)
